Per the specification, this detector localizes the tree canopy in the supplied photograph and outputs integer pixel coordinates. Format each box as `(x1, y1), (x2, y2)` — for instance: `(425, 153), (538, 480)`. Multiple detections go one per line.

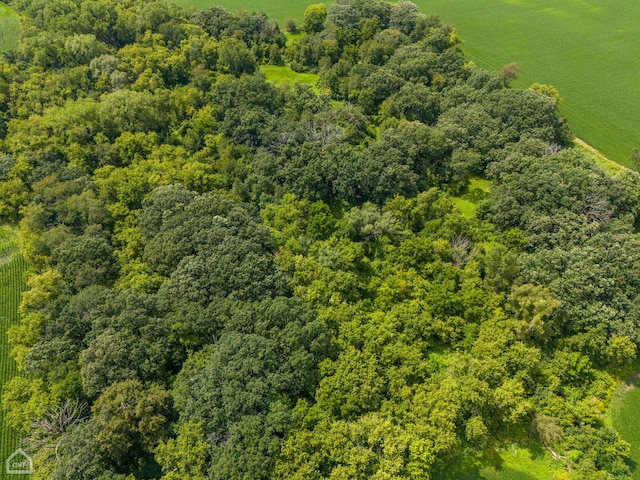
(1, 0), (639, 478)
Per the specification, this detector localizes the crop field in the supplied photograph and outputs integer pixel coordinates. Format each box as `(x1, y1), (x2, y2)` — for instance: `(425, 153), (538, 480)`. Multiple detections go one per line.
(426, 0), (640, 167)
(175, 0), (640, 166)
(0, 229), (29, 480)
(0, 3), (18, 52)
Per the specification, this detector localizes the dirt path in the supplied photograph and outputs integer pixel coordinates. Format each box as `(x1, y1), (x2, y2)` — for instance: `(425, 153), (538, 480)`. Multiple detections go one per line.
(620, 371), (640, 395)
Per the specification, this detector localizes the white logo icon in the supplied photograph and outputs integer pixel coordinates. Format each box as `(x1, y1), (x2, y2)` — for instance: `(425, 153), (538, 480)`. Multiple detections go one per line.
(6, 448), (33, 475)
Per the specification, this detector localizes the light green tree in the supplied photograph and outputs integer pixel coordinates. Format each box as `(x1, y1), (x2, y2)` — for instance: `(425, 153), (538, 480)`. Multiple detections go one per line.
(302, 4), (327, 34)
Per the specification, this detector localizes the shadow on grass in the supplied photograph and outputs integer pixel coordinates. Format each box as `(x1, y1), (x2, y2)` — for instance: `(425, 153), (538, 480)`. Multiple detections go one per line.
(464, 186), (490, 204)
(452, 179), (491, 219)
(431, 448), (504, 480)
(432, 431), (560, 480)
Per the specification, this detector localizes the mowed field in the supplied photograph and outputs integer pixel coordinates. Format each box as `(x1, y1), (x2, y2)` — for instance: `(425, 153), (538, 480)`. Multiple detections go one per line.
(175, 0), (640, 166)
(0, 229), (29, 480)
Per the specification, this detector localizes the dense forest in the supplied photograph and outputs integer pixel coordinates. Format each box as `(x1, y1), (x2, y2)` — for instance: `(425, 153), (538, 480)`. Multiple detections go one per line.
(1, 0), (640, 478)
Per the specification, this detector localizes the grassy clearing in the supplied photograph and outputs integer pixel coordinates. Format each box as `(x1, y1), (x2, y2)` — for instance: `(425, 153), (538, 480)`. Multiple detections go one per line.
(0, 3), (19, 52)
(0, 228), (29, 479)
(482, 445), (562, 480)
(437, 444), (563, 480)
(260, 64), (319, 87)
(608, 369), (640, 479)
(453, 177), (491, 219)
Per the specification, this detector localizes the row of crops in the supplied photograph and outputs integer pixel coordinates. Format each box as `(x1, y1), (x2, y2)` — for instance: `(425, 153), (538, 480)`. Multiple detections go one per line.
(0, 228), (29, 479)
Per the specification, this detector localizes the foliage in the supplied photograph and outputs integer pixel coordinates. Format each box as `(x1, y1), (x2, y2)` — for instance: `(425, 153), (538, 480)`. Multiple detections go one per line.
(0, 1), (638, 479)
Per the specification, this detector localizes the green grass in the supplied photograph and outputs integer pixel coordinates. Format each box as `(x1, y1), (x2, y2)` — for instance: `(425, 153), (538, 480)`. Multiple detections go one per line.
(481, 445), (562, 480)
(453, 177), (491, 218)
(469, 178), (491, 193)
(436, 444), (564, 480)
(609, 372), (640, 479)
(453, 197), (477, 219)
(0, 228), (29, 480)
(260, 64), (319, 86)
(0, 3), (19, 52)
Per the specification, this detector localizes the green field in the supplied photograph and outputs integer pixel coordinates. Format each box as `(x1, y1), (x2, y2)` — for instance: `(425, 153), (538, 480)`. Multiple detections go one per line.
(0, 3), (18, 52)
(0, 228), (29, 480)
(426, 0), (640, 166)
(175, 0), (640, 166)
(610, 374), (640, 479)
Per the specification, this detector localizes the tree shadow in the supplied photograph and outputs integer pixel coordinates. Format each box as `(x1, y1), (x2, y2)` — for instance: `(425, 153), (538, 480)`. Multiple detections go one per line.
(465, 186), (490, 204)
(432, 448), (505, 480)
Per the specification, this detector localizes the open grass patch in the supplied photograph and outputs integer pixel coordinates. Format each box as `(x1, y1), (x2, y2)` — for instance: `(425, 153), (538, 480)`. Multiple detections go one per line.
(480, 445), (563, 480)
(453, 177), (491, 219)
(469, 178), (491, 193)
(0, 2), (19, 52)
(436, 443), (564, 480)
(260, 64), (319, 87)
(609, 369), (640, 479)
(453, 197), (477, 219)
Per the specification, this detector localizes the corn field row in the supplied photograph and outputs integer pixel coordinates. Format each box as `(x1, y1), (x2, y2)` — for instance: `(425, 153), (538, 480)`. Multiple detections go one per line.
(0, 228), (29, 479)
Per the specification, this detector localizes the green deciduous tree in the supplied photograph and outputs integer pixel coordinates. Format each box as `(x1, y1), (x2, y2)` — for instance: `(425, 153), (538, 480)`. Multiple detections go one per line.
(303, 4), (327, 34)
(92, 379), (172, 470)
